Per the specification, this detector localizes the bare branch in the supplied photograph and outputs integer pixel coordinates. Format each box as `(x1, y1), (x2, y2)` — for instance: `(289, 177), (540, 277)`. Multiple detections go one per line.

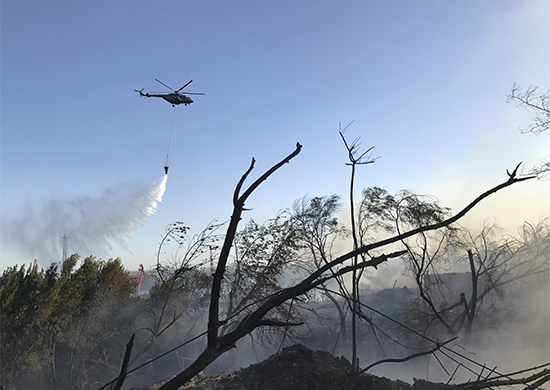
(362, 337), (457, 372)
(208, 143), (302, 349)
(507, 84), (550, 135)
(234, 158), (255, 206)
(446, 368), (550, 390)
(155, 161), (535, 390)
(255, 319), (305, 328)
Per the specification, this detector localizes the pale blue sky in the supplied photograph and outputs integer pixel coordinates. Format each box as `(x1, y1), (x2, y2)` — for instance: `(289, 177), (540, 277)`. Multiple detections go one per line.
(2, 1), (549, 270)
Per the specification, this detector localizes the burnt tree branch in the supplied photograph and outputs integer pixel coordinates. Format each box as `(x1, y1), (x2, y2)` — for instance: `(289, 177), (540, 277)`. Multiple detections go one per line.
(362, 337), (457, 372)
(112, 334), (135, 390)
(446, 368), (550, 390)
(157, 162), (534, 390)
(208, 143), (302, 350)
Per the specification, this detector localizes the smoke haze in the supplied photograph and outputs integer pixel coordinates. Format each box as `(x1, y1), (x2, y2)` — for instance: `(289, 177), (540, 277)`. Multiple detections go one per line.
(1, 175), (167, 265)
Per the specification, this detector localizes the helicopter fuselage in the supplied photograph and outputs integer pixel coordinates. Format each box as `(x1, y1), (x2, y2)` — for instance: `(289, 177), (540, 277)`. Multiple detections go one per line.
(142, 92), (193, 106)
(161, 93), (193, 106)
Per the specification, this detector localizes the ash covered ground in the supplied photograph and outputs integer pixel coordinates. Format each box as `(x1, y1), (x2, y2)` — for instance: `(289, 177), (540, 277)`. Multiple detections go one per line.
(128, 344), (447, 390)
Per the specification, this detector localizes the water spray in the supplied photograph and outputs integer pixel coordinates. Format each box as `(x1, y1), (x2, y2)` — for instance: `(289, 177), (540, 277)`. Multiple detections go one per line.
(1, 176), (168, 264)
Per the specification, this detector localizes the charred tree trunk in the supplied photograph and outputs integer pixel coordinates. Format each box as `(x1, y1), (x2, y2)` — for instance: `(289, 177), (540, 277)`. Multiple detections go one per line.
(464, 249), (478, 340)
(112, 334), (135, 390)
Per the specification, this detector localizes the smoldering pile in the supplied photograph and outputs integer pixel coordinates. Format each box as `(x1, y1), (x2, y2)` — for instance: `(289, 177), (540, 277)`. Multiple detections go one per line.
(129, 344), (449, 390)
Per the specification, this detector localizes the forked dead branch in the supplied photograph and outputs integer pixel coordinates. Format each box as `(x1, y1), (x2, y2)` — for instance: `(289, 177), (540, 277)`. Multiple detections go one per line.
(148, 144), (536, 390)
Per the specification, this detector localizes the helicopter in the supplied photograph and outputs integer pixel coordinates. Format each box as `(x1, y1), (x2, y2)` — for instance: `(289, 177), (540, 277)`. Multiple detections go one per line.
(135, 79), (205, 106)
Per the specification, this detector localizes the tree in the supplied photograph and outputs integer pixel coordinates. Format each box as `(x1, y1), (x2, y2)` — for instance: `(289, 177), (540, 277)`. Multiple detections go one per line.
(132, 221), (221, 378)
(151, 143), (534, 390)
(220, 211), (304, 343)
(355, 181), (550, 348)
(507, 84), (550, 135)
(357, 180), (544, 343)
(0, 255), (136, 390)
(379, 209), (550, 349)
(339, 122), (378, 369)
(0, 262), (44, 388)
(457, 219), (550, 340)
(292, 195), (349, 349)
(507, 84), (550, 176)
(357, 187), (460, 338)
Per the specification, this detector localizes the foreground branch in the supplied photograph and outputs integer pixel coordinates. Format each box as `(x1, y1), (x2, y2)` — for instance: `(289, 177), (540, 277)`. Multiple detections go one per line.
(208, 143), (302, 349)
(362, 337), (457, 372)
(156, 163), (534, 390)
(112, 334), (135, 390)
(447, 368), (550, 390)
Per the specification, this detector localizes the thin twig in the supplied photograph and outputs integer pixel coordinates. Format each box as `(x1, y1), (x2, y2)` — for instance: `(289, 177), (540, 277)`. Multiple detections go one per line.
(362, 338), (456, 372)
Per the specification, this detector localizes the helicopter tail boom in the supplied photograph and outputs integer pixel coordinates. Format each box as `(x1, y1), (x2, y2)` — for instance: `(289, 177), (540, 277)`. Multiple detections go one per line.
(134, 88), (149, 97)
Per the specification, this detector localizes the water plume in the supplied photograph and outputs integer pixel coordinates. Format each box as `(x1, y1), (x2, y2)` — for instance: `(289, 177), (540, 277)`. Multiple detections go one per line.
(1, 175), (167, 265)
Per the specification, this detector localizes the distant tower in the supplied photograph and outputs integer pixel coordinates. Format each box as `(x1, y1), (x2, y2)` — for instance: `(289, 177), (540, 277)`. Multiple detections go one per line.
(61, 233), (68, 262)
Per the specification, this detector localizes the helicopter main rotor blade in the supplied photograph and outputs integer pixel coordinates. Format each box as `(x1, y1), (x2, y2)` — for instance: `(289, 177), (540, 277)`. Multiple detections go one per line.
(183, 92), (206, 95)
(155, 78), (174, 91)
(176, 80), (193, 92)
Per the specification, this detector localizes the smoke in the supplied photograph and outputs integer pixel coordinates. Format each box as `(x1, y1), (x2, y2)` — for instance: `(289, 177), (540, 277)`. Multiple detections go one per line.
(365, 274), (550, 384)
(1, 175), (167, 265)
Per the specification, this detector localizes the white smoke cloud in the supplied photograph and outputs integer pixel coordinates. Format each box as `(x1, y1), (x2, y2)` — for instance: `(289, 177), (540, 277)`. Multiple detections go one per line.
(1, 175), (167, 265)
